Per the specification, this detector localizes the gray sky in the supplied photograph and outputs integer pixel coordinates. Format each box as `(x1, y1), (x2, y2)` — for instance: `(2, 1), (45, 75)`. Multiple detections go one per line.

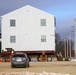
(0, 0), (76, 38)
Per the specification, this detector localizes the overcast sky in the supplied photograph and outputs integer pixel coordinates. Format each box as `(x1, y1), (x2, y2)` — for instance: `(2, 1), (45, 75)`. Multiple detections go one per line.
(0, 0), (76, 39)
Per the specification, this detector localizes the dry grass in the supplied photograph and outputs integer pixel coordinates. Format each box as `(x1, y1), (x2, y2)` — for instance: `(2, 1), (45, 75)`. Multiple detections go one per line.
(0, 61), (76, 75)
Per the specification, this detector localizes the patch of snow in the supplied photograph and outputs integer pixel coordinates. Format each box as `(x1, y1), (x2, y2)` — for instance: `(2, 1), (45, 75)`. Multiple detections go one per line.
(0, 71), (70, 75)
(71, 59), (76, 61)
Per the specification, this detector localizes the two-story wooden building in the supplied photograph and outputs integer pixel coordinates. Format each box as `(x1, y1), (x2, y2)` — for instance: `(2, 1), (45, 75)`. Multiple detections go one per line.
(1, 5), (56, 61)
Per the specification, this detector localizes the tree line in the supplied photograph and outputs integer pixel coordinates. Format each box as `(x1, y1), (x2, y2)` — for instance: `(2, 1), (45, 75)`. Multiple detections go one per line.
(55, 33), (75, 58)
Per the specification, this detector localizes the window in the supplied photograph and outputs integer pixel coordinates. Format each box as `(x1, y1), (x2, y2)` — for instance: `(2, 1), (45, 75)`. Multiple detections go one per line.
(10, 19), (16, 27)
(41, 19), (46, 26)
(13, 54), (26, 58)
(10, 36), (16, 43)
(41, 35), (46, 42)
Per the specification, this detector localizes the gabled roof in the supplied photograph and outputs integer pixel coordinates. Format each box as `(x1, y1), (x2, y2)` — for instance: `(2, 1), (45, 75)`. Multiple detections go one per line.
(1, 5), (54, 17)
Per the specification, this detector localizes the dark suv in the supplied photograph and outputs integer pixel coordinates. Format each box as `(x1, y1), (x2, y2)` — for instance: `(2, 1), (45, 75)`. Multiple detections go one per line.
(11, 53), (29, 68)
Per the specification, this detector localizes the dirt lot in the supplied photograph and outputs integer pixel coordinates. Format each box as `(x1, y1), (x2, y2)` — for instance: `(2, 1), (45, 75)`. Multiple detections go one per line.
(0, 61), (76, 75)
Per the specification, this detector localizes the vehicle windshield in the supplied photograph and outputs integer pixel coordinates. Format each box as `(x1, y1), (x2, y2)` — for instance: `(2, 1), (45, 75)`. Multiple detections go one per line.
(13, 54), (26, 57)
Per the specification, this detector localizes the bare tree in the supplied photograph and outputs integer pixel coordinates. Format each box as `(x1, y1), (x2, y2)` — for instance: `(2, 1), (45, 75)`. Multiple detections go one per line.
(55, 32), (74, 57)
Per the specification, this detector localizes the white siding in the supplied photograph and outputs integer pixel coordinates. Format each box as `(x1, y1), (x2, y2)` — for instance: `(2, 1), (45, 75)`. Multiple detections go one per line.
(1, 5), (55, 51)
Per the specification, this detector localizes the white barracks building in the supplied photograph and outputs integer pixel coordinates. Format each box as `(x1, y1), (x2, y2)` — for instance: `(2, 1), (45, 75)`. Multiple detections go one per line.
(1, 5), (56, 53)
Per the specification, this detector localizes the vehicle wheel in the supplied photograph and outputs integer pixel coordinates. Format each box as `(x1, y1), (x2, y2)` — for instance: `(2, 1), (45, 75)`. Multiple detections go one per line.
(28, 64), (29, 67)
(24, 64), (29, 68)
(11, 65), (15, 68)
(24, 65), (26, 68)
(27, 64), (29, 68)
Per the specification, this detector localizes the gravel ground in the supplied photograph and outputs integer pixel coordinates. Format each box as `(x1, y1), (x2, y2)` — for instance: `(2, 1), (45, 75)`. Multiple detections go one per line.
(0, 61), (76, 75)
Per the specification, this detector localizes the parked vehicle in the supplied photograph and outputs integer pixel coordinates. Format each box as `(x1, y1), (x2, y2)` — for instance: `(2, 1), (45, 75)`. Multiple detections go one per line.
(11, 53), (29, 68)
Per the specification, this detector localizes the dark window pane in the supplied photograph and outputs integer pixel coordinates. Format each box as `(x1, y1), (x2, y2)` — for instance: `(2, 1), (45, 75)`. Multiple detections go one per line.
(10, 20), (16, 27)
(41, 19), (46, 26)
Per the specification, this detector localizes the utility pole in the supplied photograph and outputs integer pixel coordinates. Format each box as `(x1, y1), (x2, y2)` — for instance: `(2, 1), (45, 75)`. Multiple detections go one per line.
(67, 37), (68, 58)
(64, 39), (66, 58)
(74, 19), (76, 58)
(69, 32), (71, 59)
